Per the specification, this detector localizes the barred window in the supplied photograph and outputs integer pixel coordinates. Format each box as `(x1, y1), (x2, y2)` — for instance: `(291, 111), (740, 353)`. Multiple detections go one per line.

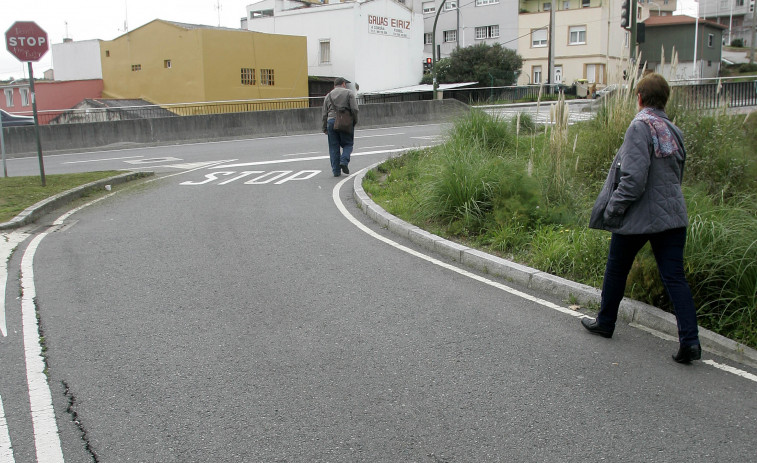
(261, 69), (275, 86)
(241, 68), (256, 85)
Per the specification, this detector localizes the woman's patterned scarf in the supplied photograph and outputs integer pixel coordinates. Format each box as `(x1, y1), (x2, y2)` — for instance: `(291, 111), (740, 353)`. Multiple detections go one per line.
(633, 107), (680, 158)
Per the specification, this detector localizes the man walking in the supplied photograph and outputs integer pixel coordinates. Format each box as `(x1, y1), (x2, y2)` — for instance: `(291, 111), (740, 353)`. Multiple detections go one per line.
(322, 77), (359, 177)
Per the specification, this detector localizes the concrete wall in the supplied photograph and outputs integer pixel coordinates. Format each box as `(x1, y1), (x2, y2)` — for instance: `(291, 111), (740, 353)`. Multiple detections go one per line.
(1, 99), (468, 156)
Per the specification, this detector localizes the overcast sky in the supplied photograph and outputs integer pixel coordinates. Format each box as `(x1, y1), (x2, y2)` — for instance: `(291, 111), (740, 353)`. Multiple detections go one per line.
(2, 0), (698, 82)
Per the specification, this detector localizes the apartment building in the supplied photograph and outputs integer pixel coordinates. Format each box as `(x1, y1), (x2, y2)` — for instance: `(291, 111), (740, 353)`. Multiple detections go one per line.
(517, 0), (629, 86)
(418, 0), (520, 61)
(698, 0), (755, 46)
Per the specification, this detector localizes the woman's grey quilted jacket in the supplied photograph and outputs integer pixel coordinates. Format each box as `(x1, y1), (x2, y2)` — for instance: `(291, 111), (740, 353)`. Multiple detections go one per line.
(589, 109), (689, 235)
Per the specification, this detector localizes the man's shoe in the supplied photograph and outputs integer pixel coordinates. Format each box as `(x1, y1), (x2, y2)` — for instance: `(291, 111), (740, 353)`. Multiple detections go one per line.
(672, 344), (702, 363)
(341, 164), (349, 175)
(581, 318), (613, 338)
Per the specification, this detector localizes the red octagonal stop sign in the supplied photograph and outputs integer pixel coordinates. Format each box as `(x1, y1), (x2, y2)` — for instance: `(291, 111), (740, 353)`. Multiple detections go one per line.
(5, 21), (49, 62)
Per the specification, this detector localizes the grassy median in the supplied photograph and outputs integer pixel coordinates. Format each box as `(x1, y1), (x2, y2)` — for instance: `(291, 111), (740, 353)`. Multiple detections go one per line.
(0, 171), (123, 223)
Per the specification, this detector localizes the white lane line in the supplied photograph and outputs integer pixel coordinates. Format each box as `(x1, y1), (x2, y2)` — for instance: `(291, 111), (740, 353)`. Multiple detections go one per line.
(63, 155), (144, 164)
(211, 148), (421, 169)
(334, 168), (757, 382)
(703, 360), (757, 383)
(11, 160), (234, 463)
(1, 231), (31, 337)
(331, 169), (581, 318)
(20, 233), (65, 463)
(283, 151), (321, 157)
(356, 133), (404, 139)
(0, 394), (14, 463)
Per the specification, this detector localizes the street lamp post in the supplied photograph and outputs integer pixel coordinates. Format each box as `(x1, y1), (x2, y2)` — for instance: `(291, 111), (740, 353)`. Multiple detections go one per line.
(431, 0), (448, 100)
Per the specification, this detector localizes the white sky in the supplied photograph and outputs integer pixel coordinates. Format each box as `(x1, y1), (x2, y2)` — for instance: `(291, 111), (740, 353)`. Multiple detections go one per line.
(2, 0), (700, 82)
(1, 0), (253, 81)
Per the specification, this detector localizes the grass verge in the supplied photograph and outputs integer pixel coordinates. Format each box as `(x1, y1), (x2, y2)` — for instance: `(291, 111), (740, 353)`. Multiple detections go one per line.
(0, 171), (124, 223)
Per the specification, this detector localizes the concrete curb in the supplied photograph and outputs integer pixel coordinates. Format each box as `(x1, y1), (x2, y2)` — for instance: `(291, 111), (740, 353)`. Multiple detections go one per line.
(353, 163), (757, 370)
(0, 171), (154, 230)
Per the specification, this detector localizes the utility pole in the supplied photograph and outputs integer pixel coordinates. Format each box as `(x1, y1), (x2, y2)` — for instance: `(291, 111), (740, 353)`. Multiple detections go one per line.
(547, 4), (555, 91)
(750, 0), (756, 65)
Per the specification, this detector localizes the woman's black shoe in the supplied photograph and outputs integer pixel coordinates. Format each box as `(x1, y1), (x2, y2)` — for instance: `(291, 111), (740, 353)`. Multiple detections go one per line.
(672, 344), (702, 363)
(581, 318), (613, 338)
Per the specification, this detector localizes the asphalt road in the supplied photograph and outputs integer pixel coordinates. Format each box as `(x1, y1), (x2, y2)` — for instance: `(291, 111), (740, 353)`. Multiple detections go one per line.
(1, 123), (756, 462)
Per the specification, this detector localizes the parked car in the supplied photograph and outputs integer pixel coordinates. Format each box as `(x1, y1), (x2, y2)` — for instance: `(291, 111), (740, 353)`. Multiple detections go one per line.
(0, 109), (34, 127)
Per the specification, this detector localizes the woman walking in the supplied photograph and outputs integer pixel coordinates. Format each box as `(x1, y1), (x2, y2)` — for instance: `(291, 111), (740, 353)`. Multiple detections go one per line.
(581, 73), (701, 364)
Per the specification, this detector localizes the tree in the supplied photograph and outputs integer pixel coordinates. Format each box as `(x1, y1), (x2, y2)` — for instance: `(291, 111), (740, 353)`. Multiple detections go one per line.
(421, 43), (523, 86)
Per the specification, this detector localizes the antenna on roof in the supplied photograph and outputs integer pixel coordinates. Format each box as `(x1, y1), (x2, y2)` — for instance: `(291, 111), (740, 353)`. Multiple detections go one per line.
(215, 0), (222, 27)
(124, 0), (129, 32)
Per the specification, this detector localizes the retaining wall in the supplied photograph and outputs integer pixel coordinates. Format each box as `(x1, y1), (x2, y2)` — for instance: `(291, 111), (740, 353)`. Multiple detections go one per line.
(1, 99), (469, 156)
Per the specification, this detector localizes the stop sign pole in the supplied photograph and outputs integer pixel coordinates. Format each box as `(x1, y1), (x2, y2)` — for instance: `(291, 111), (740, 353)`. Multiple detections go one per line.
(5, 21), (49, 185)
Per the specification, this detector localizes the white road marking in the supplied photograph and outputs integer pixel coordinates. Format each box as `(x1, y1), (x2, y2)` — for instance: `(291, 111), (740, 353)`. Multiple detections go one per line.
(0, 394), (14, 463)
(703, 360), (757, 383)
(20, 233), (65, 463)
(334, 166), (757, 383)
(331, 168), (580, 317)
(63, 155), (144, 164)
(283, 151), (321, 157)
(211, 148), (419, 169)
(356, 133), (405, 139)
(1, 231), (31, 337)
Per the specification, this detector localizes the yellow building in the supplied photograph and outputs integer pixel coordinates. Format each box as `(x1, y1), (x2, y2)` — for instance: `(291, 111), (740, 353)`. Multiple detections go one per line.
(100, 20), (309, 111)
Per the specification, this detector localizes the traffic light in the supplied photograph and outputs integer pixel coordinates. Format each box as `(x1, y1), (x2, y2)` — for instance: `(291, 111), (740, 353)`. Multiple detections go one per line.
(423, 57), (433, 74)
(620, 0), (630, 29)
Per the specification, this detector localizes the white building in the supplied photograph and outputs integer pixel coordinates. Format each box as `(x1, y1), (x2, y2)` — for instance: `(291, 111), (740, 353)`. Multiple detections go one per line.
(243, 0), (424, 92)
(51, 39), (103, 81)
(698, 0), (755, 46)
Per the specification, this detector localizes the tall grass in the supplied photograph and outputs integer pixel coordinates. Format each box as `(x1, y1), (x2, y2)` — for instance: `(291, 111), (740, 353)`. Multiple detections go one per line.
(363, 82), (757, 348)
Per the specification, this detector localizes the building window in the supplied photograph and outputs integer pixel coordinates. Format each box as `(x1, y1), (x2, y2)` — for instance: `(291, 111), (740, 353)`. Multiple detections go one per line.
(543, 2), (552, 10)
(737, 0), (744, 6)
(563, 1), (571, 9)
(261, 68), (275, 86)
(708, 33), (714, 47)
(250, 9), (273, 18)
(422, 1), (435, 13)
(4, 89), (14, 107)
(105, 50), (110, 57)
(533, 66), (542, 84)
(164, 60), (172, 69)
(444, 1), (458, 10)
(708, 60), (712, 66)
(20, 88), (30, 106)
(241, 68), (256, 85)
(569, 25), (586, 45)
(131, 64), (141, 71)
(582, 0), (591, 6)
(443, 30), (457, 42)
(476, 0), (499, 5)
(320, 40), (331, 64)
(424, 33), (433, 45)
(532, 28), (548, 47)
(586, 63), (605, 83)
(475, 25), (499, 39)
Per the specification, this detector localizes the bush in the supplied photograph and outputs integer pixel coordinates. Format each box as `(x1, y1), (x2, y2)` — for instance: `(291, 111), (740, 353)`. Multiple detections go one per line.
(730, 38), (744, 47)
(738, 63), (757, 73)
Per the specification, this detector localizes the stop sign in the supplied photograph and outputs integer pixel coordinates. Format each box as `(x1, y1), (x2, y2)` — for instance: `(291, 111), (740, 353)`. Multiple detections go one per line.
(5, 21), (49, 62)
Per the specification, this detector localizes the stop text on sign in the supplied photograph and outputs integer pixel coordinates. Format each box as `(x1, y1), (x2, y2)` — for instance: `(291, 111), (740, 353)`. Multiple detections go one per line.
(7, 36), (46, 47)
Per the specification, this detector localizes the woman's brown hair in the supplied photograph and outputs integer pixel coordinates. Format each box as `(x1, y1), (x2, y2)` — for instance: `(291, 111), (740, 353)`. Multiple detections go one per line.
(636, 73), (670, 110)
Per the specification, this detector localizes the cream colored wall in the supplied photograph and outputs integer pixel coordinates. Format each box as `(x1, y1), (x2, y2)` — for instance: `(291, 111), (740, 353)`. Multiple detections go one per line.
(517, 7), (629, 86)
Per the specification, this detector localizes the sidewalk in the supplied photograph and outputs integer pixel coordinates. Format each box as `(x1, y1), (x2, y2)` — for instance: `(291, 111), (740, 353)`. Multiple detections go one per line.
(351, 165), (757, 370)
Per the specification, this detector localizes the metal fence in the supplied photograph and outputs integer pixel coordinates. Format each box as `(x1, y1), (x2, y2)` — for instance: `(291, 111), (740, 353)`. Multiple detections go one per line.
(15, 77), (757, 126)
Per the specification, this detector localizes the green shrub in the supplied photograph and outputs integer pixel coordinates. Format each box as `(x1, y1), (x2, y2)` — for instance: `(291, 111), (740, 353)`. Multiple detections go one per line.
(730, 38), (744, 47)
(447, 109), (516, 156)
(739, 63), (757, 73)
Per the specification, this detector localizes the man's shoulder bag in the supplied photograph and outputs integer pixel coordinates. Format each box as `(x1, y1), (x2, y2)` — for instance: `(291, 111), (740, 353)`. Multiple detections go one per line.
(330, 94), (354, 133)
